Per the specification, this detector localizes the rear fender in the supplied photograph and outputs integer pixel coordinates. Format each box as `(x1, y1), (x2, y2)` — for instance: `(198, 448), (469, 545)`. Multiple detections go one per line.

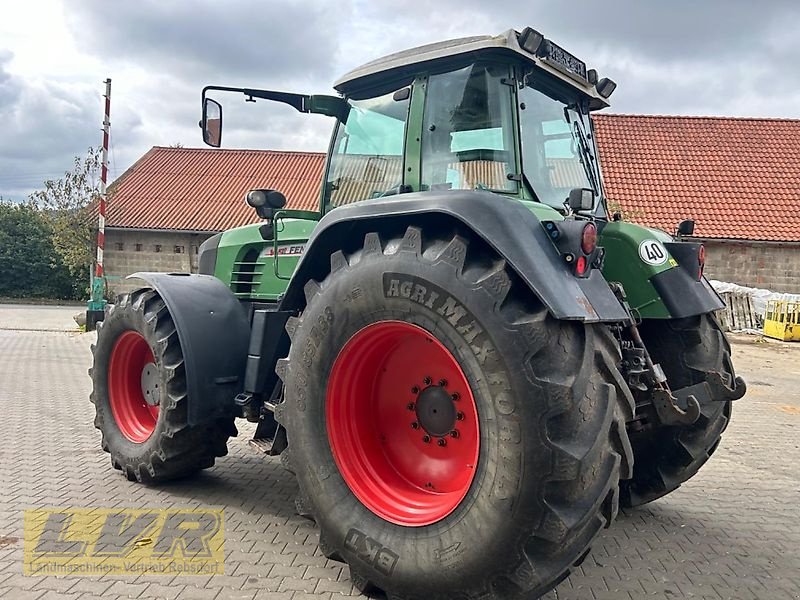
(279, 190), (629, 323)
(129, 273), (250, 425)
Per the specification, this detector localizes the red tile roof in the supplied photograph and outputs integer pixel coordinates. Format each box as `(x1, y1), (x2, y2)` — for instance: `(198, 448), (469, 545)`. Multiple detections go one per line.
(593, 114), (800, 242)
(109, 115), (800, 242)
(107, 147), (324, 232)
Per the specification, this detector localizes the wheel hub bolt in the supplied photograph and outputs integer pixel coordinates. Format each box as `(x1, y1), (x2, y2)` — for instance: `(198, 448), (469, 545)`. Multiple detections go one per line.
(450, 430), (459, 438)
(423, 376), (432, 385)
(438, 379), (448, 387)
(422, 435), (431, 443)
(437, 438), (447, 447)
(456, 412), (465, 421)
(411, 386), (420, 394)
(451, 392), (460, 401)
(407, 402), (415, 411)
(411, 422), (420, 429)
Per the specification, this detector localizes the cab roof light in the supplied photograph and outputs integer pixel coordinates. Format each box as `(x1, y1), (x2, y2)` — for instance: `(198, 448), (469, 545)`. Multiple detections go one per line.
(596, 77), (617, 99)
(518, 27), (544, 55)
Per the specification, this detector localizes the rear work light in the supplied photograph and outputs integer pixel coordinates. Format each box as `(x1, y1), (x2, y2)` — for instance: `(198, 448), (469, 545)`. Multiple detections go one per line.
(581, 222), (597, 255)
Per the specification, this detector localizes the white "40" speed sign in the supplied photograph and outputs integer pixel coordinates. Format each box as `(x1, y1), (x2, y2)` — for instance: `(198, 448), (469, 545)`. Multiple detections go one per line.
(638, 239), (669, 266)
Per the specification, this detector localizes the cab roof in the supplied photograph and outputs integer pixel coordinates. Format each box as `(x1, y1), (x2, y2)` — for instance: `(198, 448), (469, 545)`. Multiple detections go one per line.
(334, 29), (612, 109)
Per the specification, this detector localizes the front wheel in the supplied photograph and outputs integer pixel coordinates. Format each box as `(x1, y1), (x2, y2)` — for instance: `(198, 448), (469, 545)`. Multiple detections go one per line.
(90, 288), (236, 482)
(276, 226), (634, 600)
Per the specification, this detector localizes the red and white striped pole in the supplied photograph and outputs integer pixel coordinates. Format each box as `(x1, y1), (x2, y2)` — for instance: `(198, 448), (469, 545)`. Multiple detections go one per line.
(95, 78), (111, 278)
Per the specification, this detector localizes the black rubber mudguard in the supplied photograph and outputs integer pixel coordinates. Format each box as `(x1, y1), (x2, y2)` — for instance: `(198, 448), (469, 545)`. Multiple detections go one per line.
(651, 270), (725, 318)
(129, 273), (250, 425)
(279, 190), (630, 323)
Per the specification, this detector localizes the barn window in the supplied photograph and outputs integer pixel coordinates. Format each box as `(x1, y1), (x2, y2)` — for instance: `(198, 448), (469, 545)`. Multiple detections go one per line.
(135, 243), (143, 252)
(174, 245), (185, 254)
(154, 245), (162, 253)
(115, 242), (124, 251)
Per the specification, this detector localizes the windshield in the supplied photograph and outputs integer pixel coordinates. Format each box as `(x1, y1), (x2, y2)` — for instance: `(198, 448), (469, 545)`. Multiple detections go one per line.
(519, 82), (599, 209)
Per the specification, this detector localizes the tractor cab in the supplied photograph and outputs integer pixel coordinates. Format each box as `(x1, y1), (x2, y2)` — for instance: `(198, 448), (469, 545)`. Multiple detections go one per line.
(201, 28), (615, 217)
(325, 29), (614, 215)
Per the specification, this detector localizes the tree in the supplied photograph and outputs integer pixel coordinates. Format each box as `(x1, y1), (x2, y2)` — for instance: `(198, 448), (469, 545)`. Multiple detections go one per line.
(30, 148), (103, 298)
(0, 200), (74, 299)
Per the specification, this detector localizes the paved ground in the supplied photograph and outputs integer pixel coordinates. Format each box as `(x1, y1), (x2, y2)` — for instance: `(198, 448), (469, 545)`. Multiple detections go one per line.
(0, 303), (82, 332)
(1, 304), (799, 600)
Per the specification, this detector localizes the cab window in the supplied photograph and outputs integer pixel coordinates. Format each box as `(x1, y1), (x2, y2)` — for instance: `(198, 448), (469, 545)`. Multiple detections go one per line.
(421, 64), (518, 193)
(324, 89), (409, 208)
(519, 84), (593, 208)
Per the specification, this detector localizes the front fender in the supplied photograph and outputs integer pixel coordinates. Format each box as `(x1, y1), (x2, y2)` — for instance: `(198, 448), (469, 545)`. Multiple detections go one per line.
(280, 190), (629, 323)
(129, 272), (250, 425)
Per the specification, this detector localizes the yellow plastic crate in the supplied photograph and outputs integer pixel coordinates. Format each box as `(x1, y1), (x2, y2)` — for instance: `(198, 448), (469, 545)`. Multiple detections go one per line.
(763, 300), (800, 341)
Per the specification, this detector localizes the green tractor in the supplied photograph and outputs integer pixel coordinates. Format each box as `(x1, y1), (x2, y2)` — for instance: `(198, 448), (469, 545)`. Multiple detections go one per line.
(90, 28), (746, 599)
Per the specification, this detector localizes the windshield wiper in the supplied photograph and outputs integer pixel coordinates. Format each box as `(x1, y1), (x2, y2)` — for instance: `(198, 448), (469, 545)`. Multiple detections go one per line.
(564, 107), (599, 195)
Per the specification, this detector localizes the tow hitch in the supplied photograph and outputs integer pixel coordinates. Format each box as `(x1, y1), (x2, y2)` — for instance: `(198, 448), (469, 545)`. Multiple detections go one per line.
(612, 283), (701, 426)
(628, 321), (702, 426)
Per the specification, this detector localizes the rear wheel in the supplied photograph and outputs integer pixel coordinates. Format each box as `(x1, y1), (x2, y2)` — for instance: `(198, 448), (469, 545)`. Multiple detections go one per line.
(327, 320), (480, 527)
(276, 226), (634, 600)
(622, 314), (735, 506)
(90, 288), (236, 482)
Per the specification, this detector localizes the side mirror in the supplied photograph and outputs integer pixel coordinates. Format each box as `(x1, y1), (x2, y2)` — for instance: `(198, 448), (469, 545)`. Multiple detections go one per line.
(676, 219), (695, 237)
(245, 188), (287, 219)
(201, 98), (222, 147)
(568, 188), (594, 212)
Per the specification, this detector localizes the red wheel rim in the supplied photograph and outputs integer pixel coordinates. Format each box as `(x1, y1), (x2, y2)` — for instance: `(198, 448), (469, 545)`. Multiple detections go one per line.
(108, 331), (159, 443)
(327, 321), (480, 527)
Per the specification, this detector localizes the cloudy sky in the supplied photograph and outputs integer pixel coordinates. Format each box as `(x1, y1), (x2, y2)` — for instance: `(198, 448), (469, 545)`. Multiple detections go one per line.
(1, 0), (798, 201)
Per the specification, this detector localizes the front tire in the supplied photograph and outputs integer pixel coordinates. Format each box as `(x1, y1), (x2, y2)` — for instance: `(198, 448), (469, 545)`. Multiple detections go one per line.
(90, 288), (236, 482)
(276, 226), (634, 600)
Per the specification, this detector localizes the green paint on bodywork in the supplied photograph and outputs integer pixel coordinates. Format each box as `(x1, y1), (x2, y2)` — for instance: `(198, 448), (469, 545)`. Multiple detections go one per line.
(524, 200), (564, 222)
(404, 77), (426, 192)
(600, 221), (676, 318)
(214, 218), (316, 301)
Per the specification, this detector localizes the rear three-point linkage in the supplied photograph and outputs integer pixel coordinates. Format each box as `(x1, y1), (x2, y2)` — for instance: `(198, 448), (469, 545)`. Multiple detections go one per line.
(610, 283), (706, 427)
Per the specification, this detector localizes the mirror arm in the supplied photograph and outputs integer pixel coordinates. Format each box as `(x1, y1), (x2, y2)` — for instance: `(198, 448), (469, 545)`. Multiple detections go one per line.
(202, 85), (346, 119)
(242, 88), (308, 112)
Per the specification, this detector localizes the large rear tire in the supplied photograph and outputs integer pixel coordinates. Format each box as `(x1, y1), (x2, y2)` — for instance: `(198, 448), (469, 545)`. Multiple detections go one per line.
(276, 226), (634, 600)
(621, 314), (735, 507)
(90, 288), (236, 482)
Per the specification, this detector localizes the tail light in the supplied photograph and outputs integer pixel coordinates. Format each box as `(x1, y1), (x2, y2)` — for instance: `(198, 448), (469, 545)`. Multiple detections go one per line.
(575, 255), (588, 276)
(698, 244), (706, 280)
(542, 220), (600, 279)
(581, 223), (597, 255)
